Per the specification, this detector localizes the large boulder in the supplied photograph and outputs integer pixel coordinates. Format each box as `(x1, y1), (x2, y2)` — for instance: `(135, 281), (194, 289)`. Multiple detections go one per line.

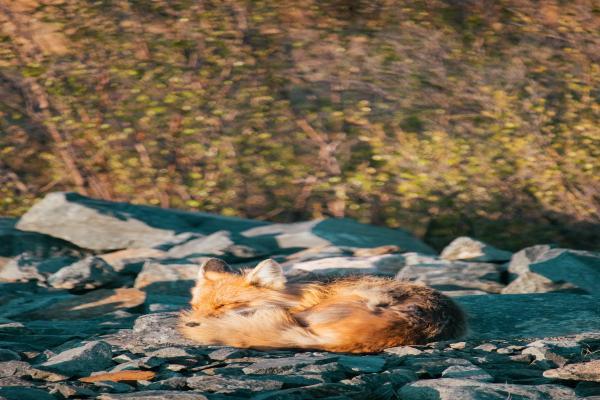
(16, 192), (266, 251)
(38, 340), (113, 377)
(134, 261), (197, 296)
(457, 293), (600, 340)
(502, 245), (600, 295)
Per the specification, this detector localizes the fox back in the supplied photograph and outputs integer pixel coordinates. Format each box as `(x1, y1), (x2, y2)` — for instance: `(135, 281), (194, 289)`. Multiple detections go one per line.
(179, 258), (466, 353)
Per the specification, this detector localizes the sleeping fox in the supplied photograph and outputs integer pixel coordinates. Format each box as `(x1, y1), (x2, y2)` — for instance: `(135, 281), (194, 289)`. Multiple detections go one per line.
(179, 258), (466, 353)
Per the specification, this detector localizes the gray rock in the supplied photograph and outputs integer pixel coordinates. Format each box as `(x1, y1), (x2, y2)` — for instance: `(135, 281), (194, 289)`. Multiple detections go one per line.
(97, 391), (208, 400)
(132, 313), (195, 346)
(338, 355), (385, 373)
(285, 254), (406, 277)
(543, 360), (600, 382)
(47, 257), (119, 290)
(16, 192), (264, 251)
(242, 218), (435, 254)
(94, 381), (134, 394)
(39, 341), (113, 377)
(457, 293), (600, 339)
(441, 237), (512, 262)
(242, 354), (338, 374)
(503, 245), (600, 294)
(134, 261), (197, 296)
(186, 375), (283, 393)
(403, 356), (473, 377)
(48, 382), (97, 398)
(399, 378), (577, 399)
(384, 346), (423, 357)
(441, 364), (493, 382)
(207, 347), (247, 361)
(396, 253), (504, 293)
(251, 382), (364, 400)
(0, 254), (77, 283)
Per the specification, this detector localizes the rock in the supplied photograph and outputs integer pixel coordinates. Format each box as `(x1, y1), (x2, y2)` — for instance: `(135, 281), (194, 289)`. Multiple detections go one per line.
(93, 381), (134, 394)
(165, 230), (268, 261)
(575, 382), (600, 397)
(285, 254), (406, 277)
(457, 293), (600, 339)
(384, 346), (423, 357)
(186, 375), (283, 394)
(97, 391), (208, 400)
(242, 218), (435, 254)
(502, 245), (600, 294)
(17, 288), (145, 320)
(399, 378), (577, 399)
(48, 382), (97, 398)
(338, 355), (385, 373)
(99, 248), (166, 274)
(0, 292), (74, 319)
(81, 370), (156, 383)
(543, 360), (600, 382)
(132, 313), (194, 346)
(441, 365), (493, 382)
(473, 343), (497, 352)
(16, 192), (265, 251)
(0, 386), (58, 400)
(403, 357), (473, 377)
(441, 237), (512, 262)
(39, 341), (113, 377)
(242, 354), (338, 374)
(207, 347), (247, 361)
(47, 257), (119, 290)
(251, 382), (364, 400)
(0, 254), (77, 283)
(134, 261), (197, 295)
(396, 253), (504, 293)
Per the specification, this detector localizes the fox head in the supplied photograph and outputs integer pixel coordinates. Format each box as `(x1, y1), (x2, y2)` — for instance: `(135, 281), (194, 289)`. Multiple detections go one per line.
(189, 258), (291, 318)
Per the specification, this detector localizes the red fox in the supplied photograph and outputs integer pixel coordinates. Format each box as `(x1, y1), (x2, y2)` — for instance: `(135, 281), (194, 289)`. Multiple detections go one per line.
(179, 258), (466, 353)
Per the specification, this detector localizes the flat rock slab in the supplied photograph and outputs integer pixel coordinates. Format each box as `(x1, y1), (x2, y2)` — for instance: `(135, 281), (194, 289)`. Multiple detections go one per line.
(544, 360), (600, 382)
(399, 378), (577, 399)
(16, 192), (266, 251)
(457, 293), (600, 340)
(242, 218), (435, 254)
(396, 253), (504, 293)
(186, 375), (283, 394)
(285, 254), (406, 277)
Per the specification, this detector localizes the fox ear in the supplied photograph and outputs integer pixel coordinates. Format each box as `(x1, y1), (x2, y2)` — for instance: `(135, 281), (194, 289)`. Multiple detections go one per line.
(246, 259), (286, 289)
(198, 258), (232, 281)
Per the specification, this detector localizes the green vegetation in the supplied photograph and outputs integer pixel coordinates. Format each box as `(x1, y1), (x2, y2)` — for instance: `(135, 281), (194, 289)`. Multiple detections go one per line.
(1, 0), (599, 250)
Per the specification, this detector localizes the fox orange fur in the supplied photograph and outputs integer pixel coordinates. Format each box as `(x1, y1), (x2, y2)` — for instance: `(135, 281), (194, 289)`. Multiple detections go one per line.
(179, 258), (466, 353)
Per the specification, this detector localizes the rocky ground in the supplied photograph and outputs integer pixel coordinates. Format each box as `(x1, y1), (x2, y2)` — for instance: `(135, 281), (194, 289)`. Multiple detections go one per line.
(1, 192), (599, 400)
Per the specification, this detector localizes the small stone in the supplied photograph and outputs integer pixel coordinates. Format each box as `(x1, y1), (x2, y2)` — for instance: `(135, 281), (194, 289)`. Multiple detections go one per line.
(94, 381), (134, 393)
(39, 341), (113, 377)
(441, 237), (512, 262)
(449, 342), (467, 350)
(186, 374), (283, 394)
(207, 347), (247, 361)
(496, 347), (514, 354)
(384, 346), (423, 357)
(441, 365), (494, 382)
(338, 355), (385, 373)
(543, 360), (600, 382)
(474, 343), (497, 352)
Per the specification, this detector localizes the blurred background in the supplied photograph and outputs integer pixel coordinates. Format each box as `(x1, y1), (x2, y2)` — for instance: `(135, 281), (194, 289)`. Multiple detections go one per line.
(0, 0), (598, 251)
